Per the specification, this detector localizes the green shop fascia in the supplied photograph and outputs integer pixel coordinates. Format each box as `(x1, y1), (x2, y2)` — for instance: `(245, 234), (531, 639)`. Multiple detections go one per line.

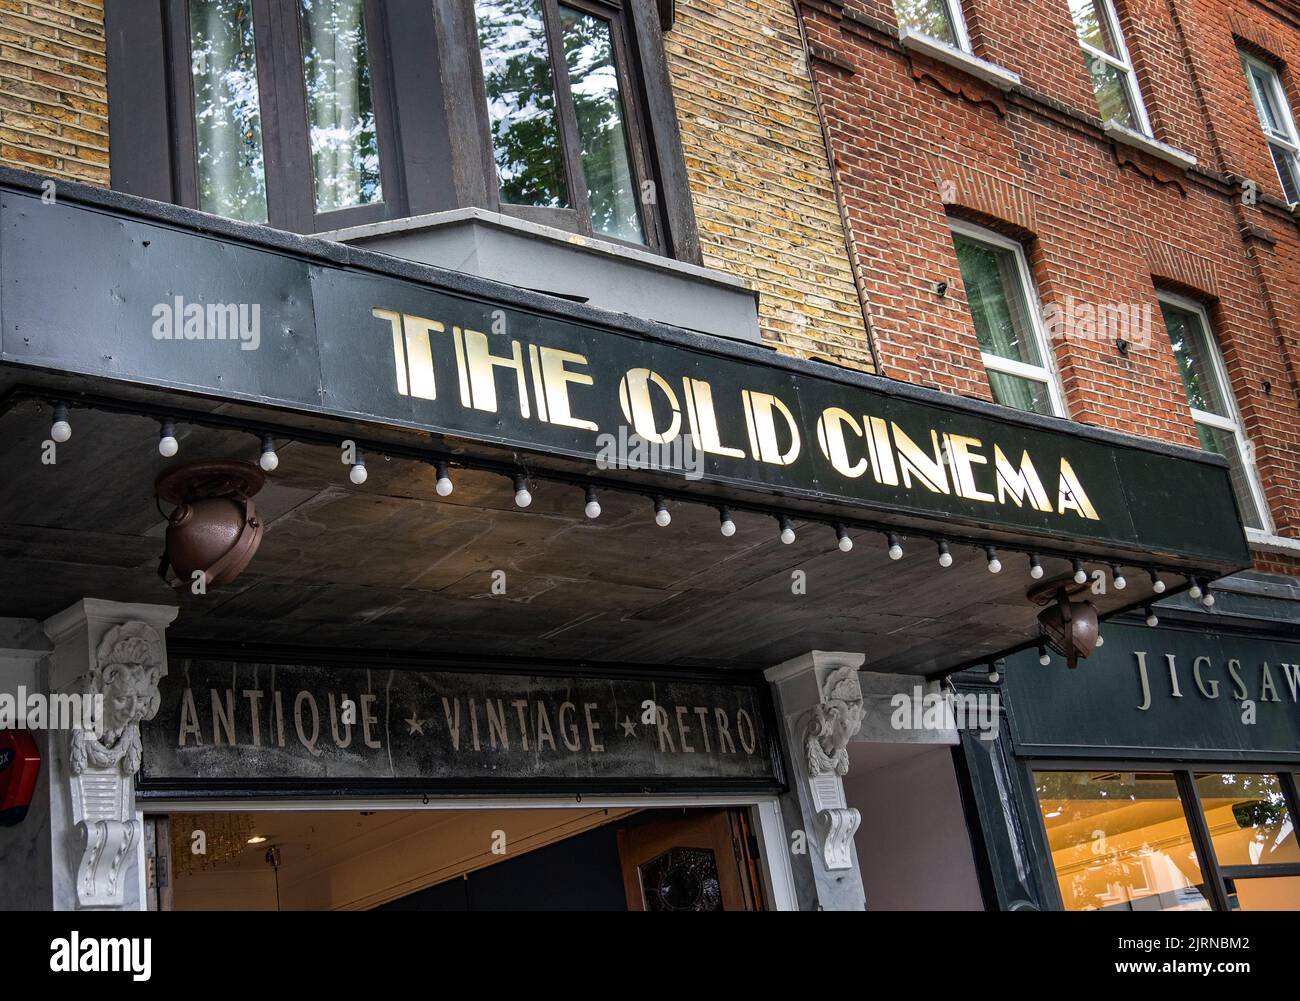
(958, 576), (1300, 912)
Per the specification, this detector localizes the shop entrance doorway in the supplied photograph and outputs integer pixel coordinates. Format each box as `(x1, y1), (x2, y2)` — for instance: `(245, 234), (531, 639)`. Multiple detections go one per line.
(146, 806), (766, 911)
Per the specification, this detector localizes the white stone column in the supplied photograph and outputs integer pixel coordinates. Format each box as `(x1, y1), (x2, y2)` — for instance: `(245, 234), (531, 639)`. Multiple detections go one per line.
(42, 599), (177, 910)
(765, 650), (867, 911)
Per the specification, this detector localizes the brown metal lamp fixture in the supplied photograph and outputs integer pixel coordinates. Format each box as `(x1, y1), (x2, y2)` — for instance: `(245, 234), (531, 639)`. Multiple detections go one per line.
(1029, 577), (1101, 670)
(155, 460), (266, 589)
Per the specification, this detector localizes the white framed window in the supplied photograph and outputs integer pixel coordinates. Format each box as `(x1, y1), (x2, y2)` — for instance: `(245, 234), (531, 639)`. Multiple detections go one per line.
(1241, 53), (1300, 204)
(950, 220), (1066, 418)
(1068, 0), (1151, 136)
(1157, 291), (1270, 532)
(893, 0), (972, 52)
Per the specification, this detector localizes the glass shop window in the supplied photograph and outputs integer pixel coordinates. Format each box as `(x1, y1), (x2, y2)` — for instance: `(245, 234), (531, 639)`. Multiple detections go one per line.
(1034, 769), (1300, 911)
(1195, 773), (1300, 911)
(950, 222), (1065, 417)
(182, 0), (394, 230)
(475, 0), (650, 245)
(1034, 771), (1212, 911)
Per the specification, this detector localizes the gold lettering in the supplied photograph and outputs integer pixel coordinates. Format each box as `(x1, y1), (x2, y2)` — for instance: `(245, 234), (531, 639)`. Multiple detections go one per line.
(683, 377), (745, 458)
(947, 434), (994, 502)
(400, 313), (443, 400)
(619, 368), (681, 443)
(994, 445), (1053, 512)
(538, 347), (598, 431)
(743, 390), (801, 465)
(374, 308), (407, 396)
(462, 329), (530, 418)
(1057, 458), (1099, 520)
(892, 423), (949, 494)
(816, 407), (867, 477)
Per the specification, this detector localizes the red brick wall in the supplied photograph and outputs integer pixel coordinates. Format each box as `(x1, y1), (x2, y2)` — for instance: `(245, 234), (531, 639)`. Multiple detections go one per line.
(797, 0), (1300, 574)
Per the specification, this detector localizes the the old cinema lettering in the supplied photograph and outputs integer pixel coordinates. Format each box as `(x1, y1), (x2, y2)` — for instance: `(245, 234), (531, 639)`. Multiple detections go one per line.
(375, 309), (1099, 521)
(1133, 650), (1300, 714)
(139, 662), (779, 789)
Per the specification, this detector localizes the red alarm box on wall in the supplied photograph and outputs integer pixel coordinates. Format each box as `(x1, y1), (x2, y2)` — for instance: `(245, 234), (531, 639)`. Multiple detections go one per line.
(0, 729), (40, 825)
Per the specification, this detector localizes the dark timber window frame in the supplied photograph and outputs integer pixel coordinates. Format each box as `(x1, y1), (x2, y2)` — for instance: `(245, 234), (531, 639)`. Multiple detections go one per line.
(163, 0), (405, 233)
(468, 0), (662, 250)
(106, 0), (699, 259)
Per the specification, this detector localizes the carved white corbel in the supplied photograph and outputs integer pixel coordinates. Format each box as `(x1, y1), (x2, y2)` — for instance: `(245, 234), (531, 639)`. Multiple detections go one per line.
(67, 621), (165, 907)
(802, 662), (865, 870)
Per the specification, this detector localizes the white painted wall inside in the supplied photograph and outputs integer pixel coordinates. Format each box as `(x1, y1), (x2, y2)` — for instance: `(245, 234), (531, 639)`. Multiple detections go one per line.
(843, 743), (984, 910)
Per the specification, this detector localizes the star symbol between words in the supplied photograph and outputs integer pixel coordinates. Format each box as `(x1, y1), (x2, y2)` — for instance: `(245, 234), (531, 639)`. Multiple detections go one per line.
(620, 716), (637, 738)
(405, 716), (425, 737)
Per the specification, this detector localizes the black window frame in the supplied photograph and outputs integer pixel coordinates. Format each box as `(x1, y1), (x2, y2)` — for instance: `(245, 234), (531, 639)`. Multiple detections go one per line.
(1026, 760), (1300, 912)
(469, 0), (664, 251)
(106, 0), (699, 258)
(164, 0), (406, 233)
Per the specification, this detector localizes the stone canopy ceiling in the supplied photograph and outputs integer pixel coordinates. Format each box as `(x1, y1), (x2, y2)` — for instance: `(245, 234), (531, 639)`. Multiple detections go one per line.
(0, 388), (1194, 678)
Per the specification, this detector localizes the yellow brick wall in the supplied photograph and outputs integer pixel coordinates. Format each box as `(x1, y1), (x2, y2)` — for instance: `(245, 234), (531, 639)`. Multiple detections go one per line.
(663, 0), (874, 371)
(0, 0), (108, 184)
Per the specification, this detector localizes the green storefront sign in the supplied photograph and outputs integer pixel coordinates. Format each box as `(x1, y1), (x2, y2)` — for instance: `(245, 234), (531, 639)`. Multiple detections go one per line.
(1004, 621), (1300, 762)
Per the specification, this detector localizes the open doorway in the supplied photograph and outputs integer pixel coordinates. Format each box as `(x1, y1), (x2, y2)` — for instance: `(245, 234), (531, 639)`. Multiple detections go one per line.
(147, 806), (766, 911)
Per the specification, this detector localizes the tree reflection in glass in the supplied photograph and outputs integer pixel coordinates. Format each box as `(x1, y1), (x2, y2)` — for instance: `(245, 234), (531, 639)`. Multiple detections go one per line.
(1196, 773), (1300, 868)
(892, 0), (959, 46)
(189, 0), (268, 223)
(299, 0), (382, 213)
(559, 6), (642, 243)
(476, 0), (569, 209)
(1034, 771), (1211, 911)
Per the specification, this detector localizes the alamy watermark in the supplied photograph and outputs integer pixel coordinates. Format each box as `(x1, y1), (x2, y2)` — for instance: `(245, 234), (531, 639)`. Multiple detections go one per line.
(890, 685), (1000, 741)
(1041, 296), (1155, 350)
(0, 687), (105, 734)
(151, 295), (261, 350)
(595, 427), (704, 481)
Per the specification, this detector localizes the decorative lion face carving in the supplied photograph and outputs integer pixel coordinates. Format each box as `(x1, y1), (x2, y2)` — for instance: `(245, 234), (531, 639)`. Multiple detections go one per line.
(805, 664), (865, 778)
(71, 622), (165, 776)
(93, 624), (164, 737)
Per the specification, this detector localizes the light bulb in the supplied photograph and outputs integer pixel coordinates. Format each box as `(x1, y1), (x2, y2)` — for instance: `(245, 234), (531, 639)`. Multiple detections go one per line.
(1073, 560), (1087, 585)
(513, 474), (531, 508)
(778, 516), (795, 544)
(435, 460), (453, 497)
(1150, 569), (1166, 594)
(259, 434), (279, 472)
(835, 525), (852, 552)
(1029, 554), (1044, 579)
(584, 486), (601, 519)
(349, 462), (368, 485)
(50, 402), (71, 443)
(887, 533), (903, 560)
(719, 507), (736, 537)
(1187, 579), (1202, 600)
(1112, 566), (1126, 590)
(654, 497), (671, 527)
(1145, 607), (1159, 627)
(1202, 591), (1215, 608)
(158, 419), (178, 458)
(985, 547), (1001, 573)
(1038, 645), (1051, 667)
(937, 540), (952, 568)
(1095, 634), (1105, 648)
(988, 666), (1001, 684)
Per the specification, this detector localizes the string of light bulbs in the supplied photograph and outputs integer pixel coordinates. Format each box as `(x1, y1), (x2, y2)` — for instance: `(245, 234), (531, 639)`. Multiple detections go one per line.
(27, 392), (1221, 620)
